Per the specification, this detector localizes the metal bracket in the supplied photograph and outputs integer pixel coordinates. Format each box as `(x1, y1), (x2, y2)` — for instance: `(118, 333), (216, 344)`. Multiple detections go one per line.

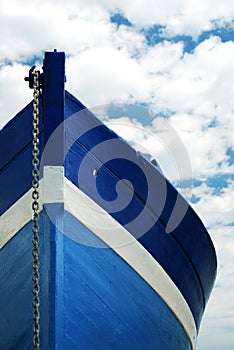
(25, 66), (44, 89)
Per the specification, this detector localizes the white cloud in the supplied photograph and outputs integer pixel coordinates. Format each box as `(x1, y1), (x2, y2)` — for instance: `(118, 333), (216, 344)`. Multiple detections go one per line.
(190, 181), (234, 350)
(168, 116), (234, 179)
(66, 45), (147, 106)
(149, 37), (234, 114)
(197, 225), (234, 349)
(192, 182), (234, 227)
(1, 0), (233, 64)
(57, 0), (234, 38)
(155, 37), (234, 179)
(191, 185), (234, 348)
(0, 64), (32, 128)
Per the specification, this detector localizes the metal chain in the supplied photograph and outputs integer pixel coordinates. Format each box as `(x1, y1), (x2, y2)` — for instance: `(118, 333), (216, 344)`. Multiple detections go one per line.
(32, 69), (40, 350)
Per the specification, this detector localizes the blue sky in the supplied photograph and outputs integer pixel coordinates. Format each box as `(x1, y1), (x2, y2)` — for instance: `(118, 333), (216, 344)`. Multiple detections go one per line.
(0, 0), (234, 349)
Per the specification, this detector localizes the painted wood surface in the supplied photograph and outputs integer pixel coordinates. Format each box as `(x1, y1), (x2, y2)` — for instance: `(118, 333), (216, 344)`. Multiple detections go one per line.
(60, 210), (192, 350)
(0, 214), (50, 349)
(0, 208), (192, 350)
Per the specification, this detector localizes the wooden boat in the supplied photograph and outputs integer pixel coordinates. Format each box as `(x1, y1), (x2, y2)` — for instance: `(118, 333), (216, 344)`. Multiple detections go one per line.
(0, 50), (217, 349)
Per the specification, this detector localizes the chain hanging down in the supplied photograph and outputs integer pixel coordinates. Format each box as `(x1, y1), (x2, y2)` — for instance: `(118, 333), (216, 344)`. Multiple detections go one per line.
(32, 69), (41, 350)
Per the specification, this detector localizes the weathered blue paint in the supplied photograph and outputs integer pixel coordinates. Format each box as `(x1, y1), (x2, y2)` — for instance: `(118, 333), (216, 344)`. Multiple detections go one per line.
(0, 213), (50, 349)
(0, 207), (192, 349)
(58, 210), (192, 350)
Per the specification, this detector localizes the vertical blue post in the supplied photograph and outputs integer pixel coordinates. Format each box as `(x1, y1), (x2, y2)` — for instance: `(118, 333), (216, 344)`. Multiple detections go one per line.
(43, 50), (65, 165)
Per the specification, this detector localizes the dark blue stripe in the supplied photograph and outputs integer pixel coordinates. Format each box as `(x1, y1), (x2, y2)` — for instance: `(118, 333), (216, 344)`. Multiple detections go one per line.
(0, 99), (39, 170)
(0, 132), (44, 215)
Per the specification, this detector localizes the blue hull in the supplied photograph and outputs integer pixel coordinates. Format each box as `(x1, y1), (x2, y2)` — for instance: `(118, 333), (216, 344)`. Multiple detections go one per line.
(0, 210), (191, 350)
(0, 51), (217, 349)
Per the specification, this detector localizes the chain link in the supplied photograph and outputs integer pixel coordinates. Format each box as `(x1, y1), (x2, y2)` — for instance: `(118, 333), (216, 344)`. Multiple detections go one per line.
(32, 69), (40, 350)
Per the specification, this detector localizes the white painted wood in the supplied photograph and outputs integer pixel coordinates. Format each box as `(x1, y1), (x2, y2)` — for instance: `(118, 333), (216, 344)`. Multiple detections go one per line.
(42, 166), (64, 203)
(0, 166), (64, 249)
(0, 187), (42, 249)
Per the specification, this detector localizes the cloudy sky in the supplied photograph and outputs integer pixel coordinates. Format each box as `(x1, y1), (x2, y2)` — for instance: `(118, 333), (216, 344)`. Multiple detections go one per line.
(0, 0), (234, 349)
